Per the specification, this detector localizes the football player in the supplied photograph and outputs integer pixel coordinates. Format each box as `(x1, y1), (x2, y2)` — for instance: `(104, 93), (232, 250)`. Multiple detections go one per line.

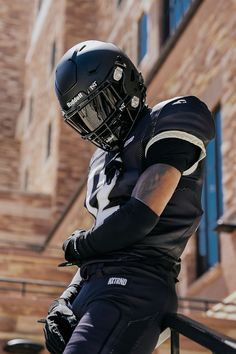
(43, 40), (215, 354)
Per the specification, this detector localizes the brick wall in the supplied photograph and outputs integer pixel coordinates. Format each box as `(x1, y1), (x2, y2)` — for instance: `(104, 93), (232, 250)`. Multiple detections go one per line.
(0, 0), (33, 189)
(52, 0), (99, 216)
(96, 0), (161, 78)
(0, 0), (100, 350)
(17, 0), (64, 195)
(16, 0), (97, 217)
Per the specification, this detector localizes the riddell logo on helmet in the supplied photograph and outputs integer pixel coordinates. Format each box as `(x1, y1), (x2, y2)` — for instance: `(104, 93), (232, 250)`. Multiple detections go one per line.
(66, 92), (84, 108)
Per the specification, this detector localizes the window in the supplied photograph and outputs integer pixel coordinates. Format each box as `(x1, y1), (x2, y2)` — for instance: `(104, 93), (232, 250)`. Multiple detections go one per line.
(116, 0), (123, 7)
(169, 0), (193, 34)
(138, 13), (148, 64)
(19, 97), (24, 112)
(28, 96), (34, 124)
(51, 41), (57, 72)
(197, 107), (223, 276)
(46, 122), (52, 159)
(162, 0), (194, 42)
(38, 0), (43, 13)
(24, 169), (29, 191)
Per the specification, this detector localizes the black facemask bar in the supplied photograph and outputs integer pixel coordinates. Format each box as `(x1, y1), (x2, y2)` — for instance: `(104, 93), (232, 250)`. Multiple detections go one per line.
(62, 64), (145, 151)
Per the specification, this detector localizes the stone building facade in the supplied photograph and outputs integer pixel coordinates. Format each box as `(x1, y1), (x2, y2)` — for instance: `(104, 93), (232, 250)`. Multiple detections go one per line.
(0, 0), (236, 353)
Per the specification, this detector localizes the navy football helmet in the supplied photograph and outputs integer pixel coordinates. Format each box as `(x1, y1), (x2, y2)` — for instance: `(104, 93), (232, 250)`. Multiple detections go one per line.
(55, 40), (146, 151)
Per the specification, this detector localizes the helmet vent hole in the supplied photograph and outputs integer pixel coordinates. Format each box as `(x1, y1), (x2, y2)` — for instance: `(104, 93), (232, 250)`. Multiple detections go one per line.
(79, 45), (86, 52)
(130, 69), (135, 81)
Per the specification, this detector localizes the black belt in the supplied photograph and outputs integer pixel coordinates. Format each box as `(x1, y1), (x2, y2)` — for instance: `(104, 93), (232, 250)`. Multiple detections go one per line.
(80, 257), (179, 283)
(80, 261), (139, 280)
(80, 262), (105, 280)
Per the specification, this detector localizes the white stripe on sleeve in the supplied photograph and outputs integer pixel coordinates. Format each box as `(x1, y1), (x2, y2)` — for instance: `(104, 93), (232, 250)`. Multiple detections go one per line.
(145, 130), (206, 176)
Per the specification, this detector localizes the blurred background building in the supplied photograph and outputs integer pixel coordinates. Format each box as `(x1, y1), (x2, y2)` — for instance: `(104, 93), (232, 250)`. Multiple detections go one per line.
(0, 0), (236, 353)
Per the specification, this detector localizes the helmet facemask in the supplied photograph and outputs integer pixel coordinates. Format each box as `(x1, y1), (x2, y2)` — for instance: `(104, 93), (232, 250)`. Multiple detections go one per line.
(62, 61), (145, 152)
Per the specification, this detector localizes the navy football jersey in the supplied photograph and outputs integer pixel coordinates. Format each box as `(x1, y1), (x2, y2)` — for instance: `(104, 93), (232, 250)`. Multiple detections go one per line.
(84, 96), (215, 276)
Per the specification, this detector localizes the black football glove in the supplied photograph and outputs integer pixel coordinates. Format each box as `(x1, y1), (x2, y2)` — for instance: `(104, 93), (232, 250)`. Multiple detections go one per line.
(43, 298), (78, 354)
(63, 229), (89, 264)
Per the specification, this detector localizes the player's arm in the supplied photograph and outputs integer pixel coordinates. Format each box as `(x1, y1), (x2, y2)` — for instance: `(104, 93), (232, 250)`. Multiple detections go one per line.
(63, 162), (181, 262)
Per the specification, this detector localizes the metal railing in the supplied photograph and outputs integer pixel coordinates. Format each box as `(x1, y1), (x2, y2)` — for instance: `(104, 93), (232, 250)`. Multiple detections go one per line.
(163, 313), (236, 354)
(178, 296), (236, 314)
(0, 277), (65, 297)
